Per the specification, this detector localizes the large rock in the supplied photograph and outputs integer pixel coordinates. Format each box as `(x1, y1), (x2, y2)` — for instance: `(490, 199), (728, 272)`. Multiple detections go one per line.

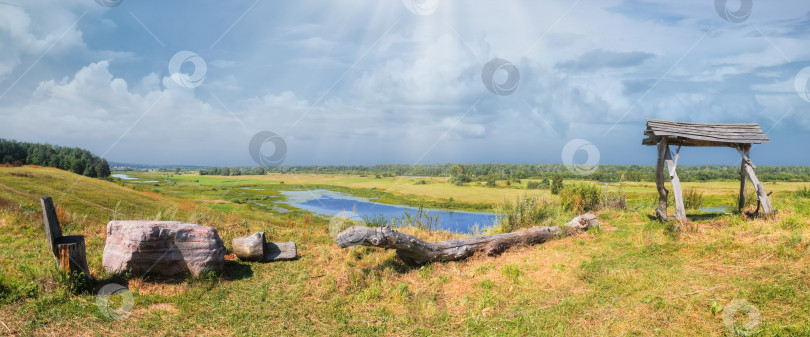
(102, 221), (226, 277)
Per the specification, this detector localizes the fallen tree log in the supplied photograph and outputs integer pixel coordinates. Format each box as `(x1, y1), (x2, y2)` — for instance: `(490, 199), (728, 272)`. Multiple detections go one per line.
(335, 213), (598, 265)
(232, 232), (298, 262)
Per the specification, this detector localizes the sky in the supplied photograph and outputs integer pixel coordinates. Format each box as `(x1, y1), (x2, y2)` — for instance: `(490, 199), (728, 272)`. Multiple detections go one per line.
(1, 0), (809, 167)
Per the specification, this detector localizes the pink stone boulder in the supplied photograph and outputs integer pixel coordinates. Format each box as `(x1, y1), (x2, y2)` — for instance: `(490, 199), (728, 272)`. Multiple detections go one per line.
(102, 221), (226, 277)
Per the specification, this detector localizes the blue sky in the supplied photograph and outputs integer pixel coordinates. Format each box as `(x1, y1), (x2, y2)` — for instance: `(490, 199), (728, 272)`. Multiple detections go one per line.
(1, 0), (809, 167)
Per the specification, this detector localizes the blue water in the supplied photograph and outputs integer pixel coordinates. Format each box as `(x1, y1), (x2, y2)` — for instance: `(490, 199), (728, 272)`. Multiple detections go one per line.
(700, 206), (729, 213)
(280, 189), (497, 234)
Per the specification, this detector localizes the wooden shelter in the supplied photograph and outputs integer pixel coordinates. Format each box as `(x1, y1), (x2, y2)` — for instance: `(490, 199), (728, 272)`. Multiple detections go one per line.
(642, 119), (773, 222)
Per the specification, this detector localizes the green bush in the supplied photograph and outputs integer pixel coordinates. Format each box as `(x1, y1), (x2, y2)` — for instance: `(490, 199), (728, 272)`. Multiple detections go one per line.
(551, 175), (564, 195)
(794, 186), (810, 198)
(560, 183), (601, 212)
(526, 181), (540, 189)
(494, 194), (558, 232)
(683, 188), (704, 210)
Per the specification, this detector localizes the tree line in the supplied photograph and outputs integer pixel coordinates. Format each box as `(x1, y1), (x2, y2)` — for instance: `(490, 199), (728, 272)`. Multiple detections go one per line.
(0, 139), (111, 178)
(196, 163), (810, 182)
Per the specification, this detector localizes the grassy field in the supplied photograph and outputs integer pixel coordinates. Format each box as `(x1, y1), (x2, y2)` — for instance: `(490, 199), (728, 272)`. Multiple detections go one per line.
(1, 166), (809, 336)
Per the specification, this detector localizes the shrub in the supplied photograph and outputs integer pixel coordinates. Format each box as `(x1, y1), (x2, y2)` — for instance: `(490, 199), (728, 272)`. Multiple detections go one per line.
(794, 186), (810, 198)
(485, 175), (496, 187)
(560, 183), (601, 213)
(683, 188), (704, 210)
(494, 194), (558, 232)
(414, 179), (426, 185)
(601, 191), (627, 210)
(550, 175), (564, 195)
(526, 181), (540, 189)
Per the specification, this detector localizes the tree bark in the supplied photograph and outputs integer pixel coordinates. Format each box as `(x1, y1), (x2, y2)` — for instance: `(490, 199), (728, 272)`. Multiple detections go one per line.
(335, 214), (598, 265)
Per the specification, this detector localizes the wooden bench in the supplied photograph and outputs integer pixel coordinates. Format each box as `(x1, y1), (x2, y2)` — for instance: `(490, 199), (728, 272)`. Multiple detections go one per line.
(41, 196), (92, 279)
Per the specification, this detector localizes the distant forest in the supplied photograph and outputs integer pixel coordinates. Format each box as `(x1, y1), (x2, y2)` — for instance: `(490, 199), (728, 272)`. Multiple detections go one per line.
(197, 163), (810, 182)
(0, 139), (111, 178)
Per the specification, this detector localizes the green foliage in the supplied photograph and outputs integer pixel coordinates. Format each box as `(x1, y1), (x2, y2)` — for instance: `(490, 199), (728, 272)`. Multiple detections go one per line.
(449, 164), (471, 186)
(560, 183), (601, 212)
(550, 174), (564, 195)
(485, 175), (496, 187)
(414, 179), (426, 185)
(494, 194), (558, 232)
(709, 301), (722, 315)
(794, 186), (810, 198)
(0, 274), (38, 304)
(682, 188), (704, 210)
(501, 265), (523, 283)
(0, 138), (110, 178)
(362, 206), (440, 232)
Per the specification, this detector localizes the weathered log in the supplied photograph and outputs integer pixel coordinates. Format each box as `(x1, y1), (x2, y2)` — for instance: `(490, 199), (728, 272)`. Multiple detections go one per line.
(233, 232), (265, 261)
(265, 241), (297, 261)
(56, 235), (91, 278)
(335, 214), (598, 265)
(232, 232), (298, 262)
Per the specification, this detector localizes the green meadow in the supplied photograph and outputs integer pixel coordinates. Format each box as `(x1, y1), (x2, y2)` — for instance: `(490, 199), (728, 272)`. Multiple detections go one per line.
(1, 166), (809, 336)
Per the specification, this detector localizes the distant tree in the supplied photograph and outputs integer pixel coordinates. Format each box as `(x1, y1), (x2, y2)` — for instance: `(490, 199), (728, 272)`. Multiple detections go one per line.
(485, 174), (496, 187)
(551, 174), (564, 195)
(450, 164), (471, 186)
(96, 159), (111, 178)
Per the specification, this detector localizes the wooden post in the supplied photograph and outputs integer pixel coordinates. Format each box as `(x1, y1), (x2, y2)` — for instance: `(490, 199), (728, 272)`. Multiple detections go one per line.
(655, 137), (669, 220)
(736, 147), (773, 215)
(664, 145), (687, 222)
(40, 196), (62, 259)
(40, 196), (91, 279)
(738, 144), (748, 212)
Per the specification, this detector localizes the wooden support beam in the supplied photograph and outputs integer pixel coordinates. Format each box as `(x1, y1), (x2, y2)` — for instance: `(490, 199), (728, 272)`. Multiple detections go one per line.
(736, 147), (773, 215)
(738, 145), (748, 211)
(665, 145), (687, 222)
(655, 138), (669, 220)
